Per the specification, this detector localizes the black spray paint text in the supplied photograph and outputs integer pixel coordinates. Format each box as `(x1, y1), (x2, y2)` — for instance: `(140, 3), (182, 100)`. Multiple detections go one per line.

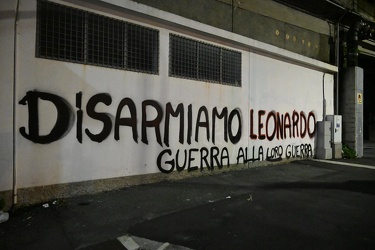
(157, 143), (313, 173)
(236, 143), (313, 163)
(19, 91), (242, 145)
(19, 91), (317, 146)
(19, 91), (317, 174)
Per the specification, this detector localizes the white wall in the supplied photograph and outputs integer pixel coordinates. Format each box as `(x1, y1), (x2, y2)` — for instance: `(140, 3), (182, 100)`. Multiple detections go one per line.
(0, 0), (16, 192)
(0, 0), (335, 192)
(249, 54), (334, 159)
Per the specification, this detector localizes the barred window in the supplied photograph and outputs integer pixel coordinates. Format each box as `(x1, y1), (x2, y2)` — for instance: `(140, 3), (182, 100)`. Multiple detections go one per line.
(87, 14), (125, 68)
(169, 35), (197, 79)
(36, 0), (159, 74)
(169, 34), (241, 86)
(198, 43), (221, 82)
(36, 1), (85, 62)
(222, 48), (241, 85)
(127, 23), (159, 73)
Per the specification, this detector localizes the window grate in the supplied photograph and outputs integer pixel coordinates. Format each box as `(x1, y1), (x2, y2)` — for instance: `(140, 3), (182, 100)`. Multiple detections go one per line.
(222, 48), (241, 86)
(126, 23), (159, 73)
(169, 35), (197, 79)
(36, 0), (159, 74)
(169, 34), (241, 86)
(36, 1), (85, 63)
(198, 43), (221, 82)
(87, 13), (125, 69)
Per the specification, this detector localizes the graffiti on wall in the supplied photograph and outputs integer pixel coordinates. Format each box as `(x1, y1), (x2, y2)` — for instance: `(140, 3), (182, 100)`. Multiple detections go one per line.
(236, 143), (313, 163)
(19, 90), (316, 173)
(19, 91), (241, 145)
(157, 143), (313, 173)
(249, 109), (316, 140)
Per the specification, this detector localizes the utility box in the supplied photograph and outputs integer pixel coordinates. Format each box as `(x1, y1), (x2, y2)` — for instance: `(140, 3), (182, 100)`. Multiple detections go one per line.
(316, 121), (332, 159)
(326, 115), (342, 159)
(326, 115), (342, 143)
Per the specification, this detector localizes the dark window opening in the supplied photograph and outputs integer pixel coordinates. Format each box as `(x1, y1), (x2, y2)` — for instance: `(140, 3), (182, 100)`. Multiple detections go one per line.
(222, 48), (241, 86)
(169, 34), (241, 86)
(87, 14), (125, 69)
(37, 1), (85, 62)
(36, 0), (159, 74)
(127, 23), (159, 73)
(198, 43), (221, 82)
(169, 35), (197, 79)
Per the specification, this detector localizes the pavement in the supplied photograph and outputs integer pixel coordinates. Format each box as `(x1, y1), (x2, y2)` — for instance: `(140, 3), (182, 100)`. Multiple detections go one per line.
(1, 142), (375, 250)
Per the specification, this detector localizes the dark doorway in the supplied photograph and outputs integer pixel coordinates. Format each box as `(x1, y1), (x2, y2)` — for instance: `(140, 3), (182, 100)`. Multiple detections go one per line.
(359, 53), (375, 142)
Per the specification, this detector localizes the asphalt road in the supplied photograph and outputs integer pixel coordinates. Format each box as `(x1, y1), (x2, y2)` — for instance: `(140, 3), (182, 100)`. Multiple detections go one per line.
(126, 160), (375, 250)
(1, 157), (375, 250)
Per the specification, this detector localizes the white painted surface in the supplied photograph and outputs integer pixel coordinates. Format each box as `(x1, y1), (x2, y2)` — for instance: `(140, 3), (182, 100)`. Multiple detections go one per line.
(249, 53), (334, 148)
(0, 0), (16, 191)
(0, 0), (335, 191)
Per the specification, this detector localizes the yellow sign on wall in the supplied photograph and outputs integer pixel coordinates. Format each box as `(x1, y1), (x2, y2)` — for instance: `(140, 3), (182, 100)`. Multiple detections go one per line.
(357, 93), (363, 104)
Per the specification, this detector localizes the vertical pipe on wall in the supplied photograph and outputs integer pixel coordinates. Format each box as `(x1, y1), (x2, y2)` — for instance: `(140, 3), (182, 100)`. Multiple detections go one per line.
(335, 22), (340, 115)
(231, 0), (234, 32)
(12, 0), (20, 210)
(323, 73), (326, 120)
(335, 10), (348, 115)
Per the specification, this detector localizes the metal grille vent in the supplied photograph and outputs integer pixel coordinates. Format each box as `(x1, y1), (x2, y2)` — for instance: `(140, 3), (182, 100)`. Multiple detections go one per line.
(169, 34), (241, 86)
(36, 0), (159, 74)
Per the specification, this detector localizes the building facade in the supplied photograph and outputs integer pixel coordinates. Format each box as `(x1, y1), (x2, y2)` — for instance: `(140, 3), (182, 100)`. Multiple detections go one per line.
(3, 0), (372, 208)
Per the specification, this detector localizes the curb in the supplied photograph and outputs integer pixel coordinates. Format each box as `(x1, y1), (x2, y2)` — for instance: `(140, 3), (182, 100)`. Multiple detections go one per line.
(83, 234), (193, 250)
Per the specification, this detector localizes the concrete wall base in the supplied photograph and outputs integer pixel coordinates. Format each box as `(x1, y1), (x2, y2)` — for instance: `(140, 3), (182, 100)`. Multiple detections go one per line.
(341, 67), (364, 158)
(332, 143), (342, 159)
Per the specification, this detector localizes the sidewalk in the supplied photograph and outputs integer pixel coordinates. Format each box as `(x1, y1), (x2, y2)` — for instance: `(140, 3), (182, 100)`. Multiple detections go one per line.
(313, 141), (375, 169)
(1, 147), (375, 249)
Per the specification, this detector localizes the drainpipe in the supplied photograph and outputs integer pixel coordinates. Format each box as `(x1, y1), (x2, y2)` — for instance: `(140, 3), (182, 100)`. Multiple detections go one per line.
(323, 73), (326, 120)
(335, 11), (347, 115)
(231, 0), (234, 32)
(347, 20), (366, 67)
(335, 22), (339, 115)
(12, 0), (20, 210)
(347, 19), (375, 67)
